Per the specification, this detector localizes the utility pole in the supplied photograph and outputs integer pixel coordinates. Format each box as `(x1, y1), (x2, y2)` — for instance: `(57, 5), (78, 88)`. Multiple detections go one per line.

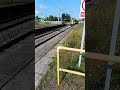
(69, 11), (73, 23)
(60, 9), (62, 24)
(46, 14), (47, 22)
(58, 9), (60, 24)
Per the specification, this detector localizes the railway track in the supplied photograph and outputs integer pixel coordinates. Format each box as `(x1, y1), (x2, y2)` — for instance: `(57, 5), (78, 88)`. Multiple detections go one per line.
(0, 11), (33, 24)
(0, 33), (34, 89)
(35, 24), (78, 87)
(35, 26), (67, 39)
(0, 24), (74, 89)
(0, 13), (34, 31)
(0, 14), (34, 52)
(0, 13), (34, 88)
(0, 2), (35, 89)
(35, 25), (71, 48)
(0, 3), (34, 22)
(0, 11), (34, 87)
(35, 25), (77, 63)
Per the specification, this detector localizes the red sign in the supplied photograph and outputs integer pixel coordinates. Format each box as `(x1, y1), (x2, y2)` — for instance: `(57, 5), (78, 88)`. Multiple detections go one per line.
(79, 0), (85, 18)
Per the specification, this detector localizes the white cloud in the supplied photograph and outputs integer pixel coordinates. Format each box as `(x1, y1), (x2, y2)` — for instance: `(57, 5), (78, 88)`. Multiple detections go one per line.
(39, 4), (47, 10)
(35, 4), (47, 16)
(35, 10), (39, 14)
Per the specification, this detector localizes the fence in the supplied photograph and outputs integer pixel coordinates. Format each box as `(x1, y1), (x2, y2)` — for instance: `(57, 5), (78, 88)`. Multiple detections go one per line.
(40, 21), (62, 24)
(79, 20), (84, 23)
(57, 46), (85, 85)
(57, 46), (120, 86)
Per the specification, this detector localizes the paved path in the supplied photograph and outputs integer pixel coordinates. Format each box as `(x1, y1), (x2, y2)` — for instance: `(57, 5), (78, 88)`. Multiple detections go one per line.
(0, 34), (35, 90)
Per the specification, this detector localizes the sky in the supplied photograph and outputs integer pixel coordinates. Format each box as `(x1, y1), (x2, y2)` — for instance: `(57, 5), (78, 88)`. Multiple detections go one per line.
(35, 0), (81, 20)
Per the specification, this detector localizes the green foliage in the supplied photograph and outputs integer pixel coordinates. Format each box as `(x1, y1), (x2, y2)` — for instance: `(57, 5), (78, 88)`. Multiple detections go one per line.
(35, 16), (39, 21)
(63, 24), (83, 48)
(62, 13), (71, 21)
(45, 15), (58, 21)
(38, 24), (85, 90)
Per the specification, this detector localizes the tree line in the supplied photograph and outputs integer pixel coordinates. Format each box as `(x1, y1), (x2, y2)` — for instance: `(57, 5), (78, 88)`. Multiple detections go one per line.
(35, 13), (71, 21)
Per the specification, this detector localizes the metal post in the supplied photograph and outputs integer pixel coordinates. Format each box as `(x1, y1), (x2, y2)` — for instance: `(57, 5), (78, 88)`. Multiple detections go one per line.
(57, 47), (60, 85)
(104, 0), (120, 90)
(61, 11), (62, 24)
(69, 11), (73, 24)
(58, 9), (60, 24)
(60, 10), (62, 24)
(78, 19), (85, 67)
(46, 14), (47, 22)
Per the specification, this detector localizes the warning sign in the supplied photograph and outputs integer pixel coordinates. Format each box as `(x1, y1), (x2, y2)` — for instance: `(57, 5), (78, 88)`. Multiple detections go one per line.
(79, 0), (85, 18)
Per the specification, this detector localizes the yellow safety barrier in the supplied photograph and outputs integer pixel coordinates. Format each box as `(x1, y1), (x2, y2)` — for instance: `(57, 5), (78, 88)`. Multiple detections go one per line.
(57, 46), (120, 86)
(57, 46), (85, 85)
(86, 52), (120, 63)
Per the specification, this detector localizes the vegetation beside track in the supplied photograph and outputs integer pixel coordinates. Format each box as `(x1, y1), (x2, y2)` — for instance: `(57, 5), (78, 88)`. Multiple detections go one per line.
(86, 0), (120, 89)
(38, 24), (85, 90)
(35, 22), (56, 28)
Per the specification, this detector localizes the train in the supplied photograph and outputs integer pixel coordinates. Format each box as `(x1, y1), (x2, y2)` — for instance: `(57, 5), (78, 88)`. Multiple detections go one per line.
(63, 19), (78, 26)
(70, 19), (79, 26)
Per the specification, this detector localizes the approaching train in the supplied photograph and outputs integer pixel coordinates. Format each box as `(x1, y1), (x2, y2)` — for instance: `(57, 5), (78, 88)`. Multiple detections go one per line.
(70, 19), (79, 26)
(63, 19), (78, 26)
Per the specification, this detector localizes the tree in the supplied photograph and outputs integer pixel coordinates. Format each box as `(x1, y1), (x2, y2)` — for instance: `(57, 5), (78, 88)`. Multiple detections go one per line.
(66, 14), (71, 21)
(62, 13), (71, 21)
(45, 15), (58, 21)
(62, 13), (66, 21)
(53, 17), (58, 21)
(49, 15), (54, 21)
(35, 16), (39, 21)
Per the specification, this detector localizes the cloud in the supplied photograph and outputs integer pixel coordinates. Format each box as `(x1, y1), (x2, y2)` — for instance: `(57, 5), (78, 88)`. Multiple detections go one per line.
(35, 4), (47, 16)
(35, 10), (39, 14)
(39, 4), (47, 10)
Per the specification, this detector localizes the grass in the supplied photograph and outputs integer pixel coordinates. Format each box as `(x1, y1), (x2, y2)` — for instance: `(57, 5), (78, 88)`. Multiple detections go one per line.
(37, 24), (85, 90)
(86, 0), (120, 89)
(35, 22), (56, 28)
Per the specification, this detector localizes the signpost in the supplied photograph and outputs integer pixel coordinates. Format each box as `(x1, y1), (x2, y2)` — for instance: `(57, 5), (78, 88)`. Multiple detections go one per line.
(78, 0), (85, 67)
(104, 0), (120, 90)
(80, 0), (85, 18)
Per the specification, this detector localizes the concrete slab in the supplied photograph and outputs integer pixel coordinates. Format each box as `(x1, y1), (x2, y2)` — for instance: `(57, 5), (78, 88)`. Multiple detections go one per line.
(0, 34), (34, 88)
(22, 60), (35, 74)
(0, 74), (12, 88)
(1, 69), (35, 90)
(35, 57), (51, 75)
(0, 52), (34, 75)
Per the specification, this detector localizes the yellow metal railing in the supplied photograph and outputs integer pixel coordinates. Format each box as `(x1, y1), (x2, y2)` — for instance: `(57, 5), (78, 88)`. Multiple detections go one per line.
(57, 46), (120, 86)
(57, 46), (85, 85)
(86, 52), (120, 63)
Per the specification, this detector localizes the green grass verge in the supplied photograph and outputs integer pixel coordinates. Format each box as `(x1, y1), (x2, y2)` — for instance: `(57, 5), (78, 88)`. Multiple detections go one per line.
(37, 24), (85, 90)
(35, 22), (56, 28)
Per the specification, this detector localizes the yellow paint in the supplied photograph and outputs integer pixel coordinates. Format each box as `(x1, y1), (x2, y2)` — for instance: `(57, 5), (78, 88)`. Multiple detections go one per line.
(57, 47), (60, 85)
(72, 19), (74, 25)
(59, 68), (85, 76)
(57, 46), (85, 86)
(57, 46), (85, 53)
(57, 46), (120, 86)
(86, 52), (120, 63)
